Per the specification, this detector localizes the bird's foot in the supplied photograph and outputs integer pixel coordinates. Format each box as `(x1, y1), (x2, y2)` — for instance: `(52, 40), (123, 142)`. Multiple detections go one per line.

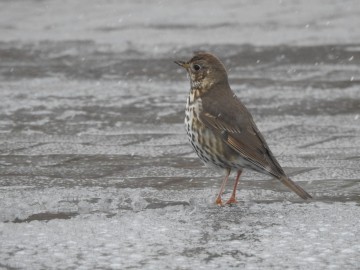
(215, 197), (223, 206)
(225, 196), (237, 205)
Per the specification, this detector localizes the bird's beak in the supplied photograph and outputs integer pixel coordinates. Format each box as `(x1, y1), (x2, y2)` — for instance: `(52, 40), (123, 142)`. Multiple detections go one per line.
(174, 60), (189, 69)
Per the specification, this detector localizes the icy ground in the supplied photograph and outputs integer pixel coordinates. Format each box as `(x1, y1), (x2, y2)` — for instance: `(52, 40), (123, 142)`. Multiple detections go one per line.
(1, 0), (360, 269)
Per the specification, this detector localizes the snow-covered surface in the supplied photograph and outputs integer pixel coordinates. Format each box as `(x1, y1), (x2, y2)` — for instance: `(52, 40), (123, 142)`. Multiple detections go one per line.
(1, 0), (360, 50)
(1, 193), (360, 269)
(0, 0), (360, 269)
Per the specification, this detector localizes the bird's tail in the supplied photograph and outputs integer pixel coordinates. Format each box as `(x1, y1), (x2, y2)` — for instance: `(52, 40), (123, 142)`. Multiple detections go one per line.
(279, 176), (312, 200)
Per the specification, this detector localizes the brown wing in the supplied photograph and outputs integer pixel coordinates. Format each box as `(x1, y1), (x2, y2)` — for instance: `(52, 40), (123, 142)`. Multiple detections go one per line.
(200, 90), (285, 178)
(201, 89), (313, 200)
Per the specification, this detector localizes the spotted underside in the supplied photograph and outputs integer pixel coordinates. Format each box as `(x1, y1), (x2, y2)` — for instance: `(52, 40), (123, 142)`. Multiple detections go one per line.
(185, 90), (250, 170)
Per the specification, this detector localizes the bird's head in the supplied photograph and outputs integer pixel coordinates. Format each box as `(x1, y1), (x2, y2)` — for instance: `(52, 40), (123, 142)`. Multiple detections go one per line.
(175, 52), (228, 92)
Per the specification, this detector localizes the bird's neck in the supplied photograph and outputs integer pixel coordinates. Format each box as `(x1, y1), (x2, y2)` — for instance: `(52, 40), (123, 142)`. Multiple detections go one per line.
(190, 83), (207, 99)
(190, 79), (230, 100)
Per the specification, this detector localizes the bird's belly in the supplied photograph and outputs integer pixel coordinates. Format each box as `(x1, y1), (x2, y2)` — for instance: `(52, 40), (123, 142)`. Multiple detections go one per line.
(185, 97), (240, 169)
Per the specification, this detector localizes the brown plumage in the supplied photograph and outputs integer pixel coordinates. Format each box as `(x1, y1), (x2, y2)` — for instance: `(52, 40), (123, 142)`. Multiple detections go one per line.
(175, 52), (312, 205)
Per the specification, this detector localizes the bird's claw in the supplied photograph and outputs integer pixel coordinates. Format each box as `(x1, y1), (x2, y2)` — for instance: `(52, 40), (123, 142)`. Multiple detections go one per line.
(225, 196), (237, 205)
(215, 197), (223, 206)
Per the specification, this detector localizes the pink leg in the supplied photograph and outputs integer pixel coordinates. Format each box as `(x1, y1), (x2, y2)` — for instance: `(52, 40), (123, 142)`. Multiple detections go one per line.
(225, 169), (243, 205)
(215, 168), (231, 206)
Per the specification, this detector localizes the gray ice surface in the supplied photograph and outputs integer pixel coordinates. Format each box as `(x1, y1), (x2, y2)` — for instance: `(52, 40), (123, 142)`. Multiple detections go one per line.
(1, 0), (360, 269)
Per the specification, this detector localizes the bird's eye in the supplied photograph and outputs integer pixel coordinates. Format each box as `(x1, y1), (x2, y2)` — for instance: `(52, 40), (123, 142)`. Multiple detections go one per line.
(193, 64), (201, 71)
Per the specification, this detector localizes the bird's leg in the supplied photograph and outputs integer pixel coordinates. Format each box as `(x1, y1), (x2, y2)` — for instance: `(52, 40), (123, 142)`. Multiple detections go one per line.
(215, 168), (231, 206)
(225, 169), (243, 205)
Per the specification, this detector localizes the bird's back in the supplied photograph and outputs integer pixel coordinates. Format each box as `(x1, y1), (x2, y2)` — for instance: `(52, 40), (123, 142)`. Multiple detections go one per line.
(199, 81), (286, 178)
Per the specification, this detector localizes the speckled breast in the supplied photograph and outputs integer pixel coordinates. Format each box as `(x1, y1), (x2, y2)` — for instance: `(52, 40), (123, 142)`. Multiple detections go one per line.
(184, 92), (234, 169)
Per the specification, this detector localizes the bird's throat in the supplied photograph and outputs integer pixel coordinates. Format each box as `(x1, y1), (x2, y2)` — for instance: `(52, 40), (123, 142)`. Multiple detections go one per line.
(190, 78), (214, 98)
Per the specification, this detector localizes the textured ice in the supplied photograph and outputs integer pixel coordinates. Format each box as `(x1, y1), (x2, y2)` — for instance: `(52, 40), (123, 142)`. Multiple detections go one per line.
(1, 0), (360, 269)
(1, 189), (360, 269)
(1, 0), (360, 50)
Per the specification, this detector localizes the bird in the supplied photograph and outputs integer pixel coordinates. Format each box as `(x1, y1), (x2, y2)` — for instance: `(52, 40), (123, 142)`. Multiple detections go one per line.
(174, 52), (312, 205)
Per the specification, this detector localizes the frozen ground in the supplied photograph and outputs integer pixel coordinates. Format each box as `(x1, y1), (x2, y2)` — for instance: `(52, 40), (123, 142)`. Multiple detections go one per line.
(0, 0), (360, 269)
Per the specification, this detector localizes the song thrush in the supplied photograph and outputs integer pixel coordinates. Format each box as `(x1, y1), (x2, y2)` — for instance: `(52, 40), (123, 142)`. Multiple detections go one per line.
(175, 52), (312, 205)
